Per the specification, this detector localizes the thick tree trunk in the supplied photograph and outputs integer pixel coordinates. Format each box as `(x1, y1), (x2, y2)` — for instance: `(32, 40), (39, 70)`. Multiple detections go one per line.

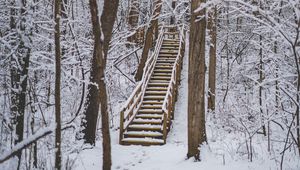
(127, 0), (140, 43)
(134, 0), (162, 81)
(207, 7), (217, 112)
(187, 0), (207, 160)
(81, 0), (119, 169)
(10, 1), (31, 168)
(54, 0), (62, 169)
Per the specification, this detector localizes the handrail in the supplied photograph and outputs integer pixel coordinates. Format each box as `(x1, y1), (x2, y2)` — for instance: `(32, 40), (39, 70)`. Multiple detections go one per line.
(119, 27), (165, 143)
(161, 26), (185, 142)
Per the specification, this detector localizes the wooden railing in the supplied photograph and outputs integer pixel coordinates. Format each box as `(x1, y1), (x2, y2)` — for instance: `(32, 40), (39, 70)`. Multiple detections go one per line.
(161, 25), (185, 143)
(119, 27), (165, 144)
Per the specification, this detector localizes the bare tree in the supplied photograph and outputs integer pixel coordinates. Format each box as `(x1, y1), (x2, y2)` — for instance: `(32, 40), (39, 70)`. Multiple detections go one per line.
(207, 6), (217, 112)
(54, 0), (62, 169)
(9, 0), (31, 168)
(81, 0), (119, 169)
(187, 0), (207, 160)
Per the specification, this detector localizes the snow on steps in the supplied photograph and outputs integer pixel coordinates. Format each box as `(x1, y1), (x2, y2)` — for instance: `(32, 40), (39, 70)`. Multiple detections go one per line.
(128, 124), (162, 131)
(124, 131), (163, 138)
(120, 31), (182, 146)
(138, 109), (163, 114)
(121, 137), (164, 145)
(132, 118), (162, 124)
(135, 114), (163, 119)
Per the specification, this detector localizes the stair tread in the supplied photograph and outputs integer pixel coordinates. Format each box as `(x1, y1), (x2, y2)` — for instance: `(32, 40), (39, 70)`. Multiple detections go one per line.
(142, 100), (164, 103)
(153, 70), (172, 73)
(135, 114), (163, 118)
(149, 80), (170, 84)
(139, 109), (163, 114)
(122, 137), (164, 145)
(132, 118), (162, 124)
(151, 76), (171, 79)
(152, 73), (172, 76)
(128, 124), (162, 131)
(145, 91), (167, 94)
(129, 124), (162, 128)
(141, 105), (162, 109)
(155, 66), (173, 69)
(143, 96), (165, 100)
(124, 131), (163, 136)
(148, 82), (169, 86)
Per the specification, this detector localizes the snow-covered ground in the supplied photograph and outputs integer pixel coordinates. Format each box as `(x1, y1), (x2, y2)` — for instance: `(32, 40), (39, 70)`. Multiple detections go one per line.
(73, 44), (300, 170)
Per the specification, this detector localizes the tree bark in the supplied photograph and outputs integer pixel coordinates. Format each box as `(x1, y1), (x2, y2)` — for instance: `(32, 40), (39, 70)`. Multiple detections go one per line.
(187, 0), (207, 160)
(54, 0), (62, 169)
(207, 6), (217, 112)
(10, 1), (31, 168)
(81, 0), (119, 169)
(134, 0), (162, 81)
(170, 0), (176, 25)
(127, 0), (140, 43)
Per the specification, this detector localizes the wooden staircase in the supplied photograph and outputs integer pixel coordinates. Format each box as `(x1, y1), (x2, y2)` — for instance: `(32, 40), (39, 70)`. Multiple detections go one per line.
(119, 26), (185, 145)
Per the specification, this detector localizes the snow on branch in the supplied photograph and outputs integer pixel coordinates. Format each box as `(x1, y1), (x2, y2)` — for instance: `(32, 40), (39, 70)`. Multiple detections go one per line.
(0, 127), (53, 164)
(0, 124), (74, 164)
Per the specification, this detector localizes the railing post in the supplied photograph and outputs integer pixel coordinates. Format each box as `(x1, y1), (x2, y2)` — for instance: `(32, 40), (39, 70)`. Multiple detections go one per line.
(168, 94), (172, 120)
(119, 109), (125, 144)
(163, 111), (167, 144)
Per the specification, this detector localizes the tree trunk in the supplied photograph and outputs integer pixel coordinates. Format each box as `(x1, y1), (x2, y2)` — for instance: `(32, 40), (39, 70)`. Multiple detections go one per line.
(10, 1), (31, 168)
(81, 0), (119, 169)
(259, 34), (266, 136)
(127, 0), (140, 43)
(134, 0), (162, 81)
(170, 0), (176, 25)
(187, 0), (207, 160)
(100, 1), (119, 169)
(54, 0), (62, 169)
(207, 6), (217, 112)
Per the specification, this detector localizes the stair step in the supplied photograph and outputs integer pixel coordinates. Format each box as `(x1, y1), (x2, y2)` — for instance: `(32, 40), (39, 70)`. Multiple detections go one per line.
(135, 114), (163, 119)
(148, 82), (169, 86)
(157, 59), (176, 63)
(160, 50), (178, 54)
(156, 61), (174, 64)
(141, 105), (162, 109)
(155, 65), (173, 69)
(146, 86), (167, 90)
(163, 38), (179, 42)
(128, 124), (162, 131)
(145, 91), (167, 95)
(152, 73), (172, 77)
(161, 48), (179, 51)
(153, 69), (172, 73)
(132, 118), (162, 124)
(139, 109), (163, 114)
(158, 57), (177, 60)
(162, 43), (179, 46)
(149, 80), (169, 84)
(143, 95), (165, 100)
(121, 137), (164, 145)
(151, 76), (171, 80)
(124, 131), (163, 138)
(164, 38), (180, 41)
(158, 53), (177, 59)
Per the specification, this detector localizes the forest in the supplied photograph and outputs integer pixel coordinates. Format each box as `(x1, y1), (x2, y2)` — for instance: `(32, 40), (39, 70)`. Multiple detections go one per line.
(0, 0), (300, 169)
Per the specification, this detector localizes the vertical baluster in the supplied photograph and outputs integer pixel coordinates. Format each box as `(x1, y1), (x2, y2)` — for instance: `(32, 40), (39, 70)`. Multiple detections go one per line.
(163, 111), (167, 144)
(119, 109), (125, 144)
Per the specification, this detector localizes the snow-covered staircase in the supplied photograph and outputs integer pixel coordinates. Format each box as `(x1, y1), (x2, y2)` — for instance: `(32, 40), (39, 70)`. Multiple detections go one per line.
(119, 26), (185, 145)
